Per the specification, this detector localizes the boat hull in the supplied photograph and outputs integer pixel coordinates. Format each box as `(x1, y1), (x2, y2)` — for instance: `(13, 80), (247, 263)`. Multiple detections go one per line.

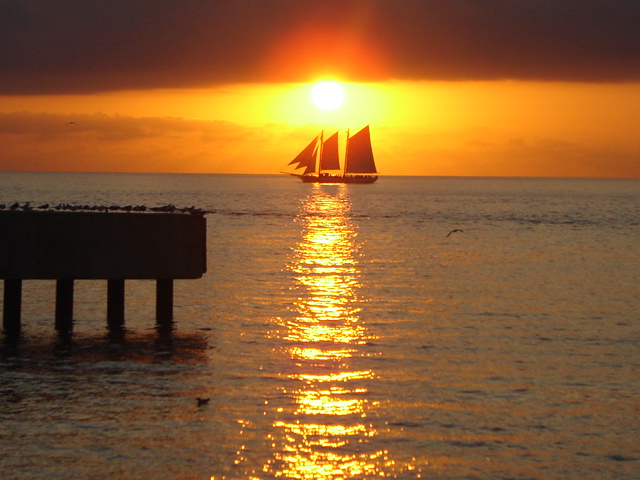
(297, 174), (378, 184)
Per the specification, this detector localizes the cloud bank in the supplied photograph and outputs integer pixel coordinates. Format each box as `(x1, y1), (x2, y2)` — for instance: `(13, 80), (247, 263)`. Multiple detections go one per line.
(0, 111), (324, 173)
(2, 111), (638, 177)
(1, 0), (639, 94)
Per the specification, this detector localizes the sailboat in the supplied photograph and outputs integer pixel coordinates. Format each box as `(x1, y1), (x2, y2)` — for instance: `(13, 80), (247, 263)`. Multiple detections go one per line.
(285, 125), (378, 184)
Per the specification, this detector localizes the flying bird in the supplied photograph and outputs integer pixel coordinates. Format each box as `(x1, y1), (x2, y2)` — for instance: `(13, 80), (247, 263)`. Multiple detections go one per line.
(446, 229), (464, 238)
(196, 397), (210, 407)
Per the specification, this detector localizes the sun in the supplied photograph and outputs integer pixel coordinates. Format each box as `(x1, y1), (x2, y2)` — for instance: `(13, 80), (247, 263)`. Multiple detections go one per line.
(311, 81), (345, 110)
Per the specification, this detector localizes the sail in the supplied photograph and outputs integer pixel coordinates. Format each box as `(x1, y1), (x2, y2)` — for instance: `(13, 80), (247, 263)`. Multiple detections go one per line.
(319, 131), (340, 171)
(288, 135), (319, 175)
(345, 125), (377, 174)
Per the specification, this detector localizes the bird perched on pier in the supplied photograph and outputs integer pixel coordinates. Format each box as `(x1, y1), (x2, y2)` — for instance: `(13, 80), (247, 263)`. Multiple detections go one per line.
(196, 397), (210, 407)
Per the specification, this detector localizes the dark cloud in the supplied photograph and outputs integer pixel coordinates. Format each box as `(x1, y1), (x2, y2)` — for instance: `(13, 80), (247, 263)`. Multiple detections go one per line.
(1, 0), (639, 94)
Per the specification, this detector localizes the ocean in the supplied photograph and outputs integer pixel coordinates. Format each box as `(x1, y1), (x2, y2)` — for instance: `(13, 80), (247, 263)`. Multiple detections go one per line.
(0, 173), (638, 479)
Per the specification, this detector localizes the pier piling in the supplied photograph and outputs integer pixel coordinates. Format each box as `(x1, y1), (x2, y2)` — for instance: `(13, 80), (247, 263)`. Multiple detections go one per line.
(3, 279), (22, 334)
(55, 279), (74, 334)
(107, 279), (126, 328)
(156, 279), (174, 326)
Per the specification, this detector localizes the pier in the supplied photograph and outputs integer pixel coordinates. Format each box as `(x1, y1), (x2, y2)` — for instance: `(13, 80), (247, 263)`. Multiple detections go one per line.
(1, 210), (206, 335)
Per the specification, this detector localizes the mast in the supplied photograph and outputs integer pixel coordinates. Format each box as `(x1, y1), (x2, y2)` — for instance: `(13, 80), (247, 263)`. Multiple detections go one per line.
(343, 129), (350, 176)
(318, 130), (323, 175)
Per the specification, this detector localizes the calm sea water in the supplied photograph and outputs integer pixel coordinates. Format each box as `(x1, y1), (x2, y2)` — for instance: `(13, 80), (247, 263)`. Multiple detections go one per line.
(0, 173), (638, 480)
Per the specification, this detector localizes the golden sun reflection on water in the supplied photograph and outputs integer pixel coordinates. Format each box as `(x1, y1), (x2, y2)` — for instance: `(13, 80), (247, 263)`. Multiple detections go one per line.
(263, 185), (392, 480)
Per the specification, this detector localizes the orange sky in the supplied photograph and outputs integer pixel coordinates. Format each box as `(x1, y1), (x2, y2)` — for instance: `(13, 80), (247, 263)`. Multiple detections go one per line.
(1, 1), (639, 177)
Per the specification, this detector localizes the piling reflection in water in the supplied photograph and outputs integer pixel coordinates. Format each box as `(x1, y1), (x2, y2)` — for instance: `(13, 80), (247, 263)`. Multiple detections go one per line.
(265, 185), (391, 479)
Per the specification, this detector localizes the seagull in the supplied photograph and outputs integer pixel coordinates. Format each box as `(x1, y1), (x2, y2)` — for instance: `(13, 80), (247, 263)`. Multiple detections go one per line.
(446, 229), (464, 238)
(196, 397), (210, 407)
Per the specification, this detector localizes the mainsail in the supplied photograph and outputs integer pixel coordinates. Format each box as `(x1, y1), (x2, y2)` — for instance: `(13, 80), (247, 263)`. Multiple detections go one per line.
(345, 125), (377, 174)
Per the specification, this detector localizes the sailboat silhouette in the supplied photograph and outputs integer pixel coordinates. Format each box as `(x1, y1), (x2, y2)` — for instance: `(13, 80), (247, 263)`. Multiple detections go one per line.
(285, 126), (378, 184)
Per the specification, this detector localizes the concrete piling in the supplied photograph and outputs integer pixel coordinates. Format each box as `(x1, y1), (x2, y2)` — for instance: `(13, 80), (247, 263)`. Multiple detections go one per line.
(55, 279), (74, 334)
(156, 279), (174, 327)
(107, 279), (126, 328)
(3, 279), (22, 334)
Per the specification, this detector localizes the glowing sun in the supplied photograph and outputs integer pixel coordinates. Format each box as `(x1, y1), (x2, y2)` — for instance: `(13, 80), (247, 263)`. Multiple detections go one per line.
(311, 81), (345, 110)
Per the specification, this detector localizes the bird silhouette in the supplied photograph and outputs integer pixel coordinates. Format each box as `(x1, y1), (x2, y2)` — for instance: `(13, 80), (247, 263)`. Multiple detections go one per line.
(196, 397), (210, 407)
(446, 229), (464, 238)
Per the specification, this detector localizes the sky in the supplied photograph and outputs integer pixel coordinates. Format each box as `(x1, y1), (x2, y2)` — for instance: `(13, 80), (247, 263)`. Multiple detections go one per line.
(1, 0), (639, 177)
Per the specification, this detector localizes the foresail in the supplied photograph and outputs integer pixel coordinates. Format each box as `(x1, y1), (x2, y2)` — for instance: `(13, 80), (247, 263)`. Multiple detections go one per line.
(345, 125), (377, 174)
(319, 131), (340, 171)
(288, 135), (319, 175)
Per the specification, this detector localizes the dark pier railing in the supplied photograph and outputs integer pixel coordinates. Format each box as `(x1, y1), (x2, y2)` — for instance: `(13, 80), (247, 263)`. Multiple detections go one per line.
(1, 210), (207, 336)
